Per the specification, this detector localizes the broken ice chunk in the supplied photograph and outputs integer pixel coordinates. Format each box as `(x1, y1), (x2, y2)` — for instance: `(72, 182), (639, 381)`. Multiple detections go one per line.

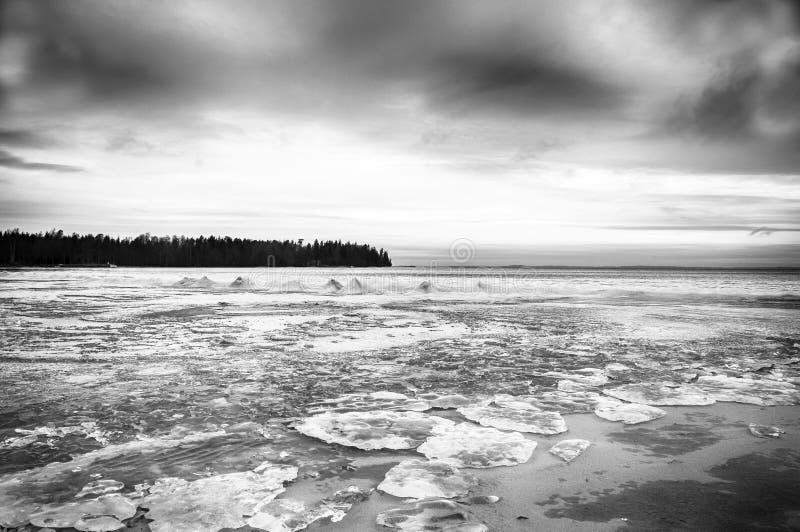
(458, 405), (567, 434)
(142, 464), (298, 532)
(603, 382), (715, 406)
(75, 479), (125, 498)
(549, 439), (591, 462)
(418, 422), (537, 468)
(378, 459), (475, 499)
(594, 398), (666, 425)
(696, 375), (800, 406)
(295, 410), (454, 450)
(307, 391), (431, 414)
(376, 499), (487, 531)
(29, 494), (136, 530)
(74, 515), (126, 532)
(748, 423), (785, 438)
(415, 393), (483, 409)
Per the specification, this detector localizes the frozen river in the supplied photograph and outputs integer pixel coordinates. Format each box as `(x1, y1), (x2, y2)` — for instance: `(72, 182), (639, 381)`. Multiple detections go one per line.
(1, 267), (799, 531)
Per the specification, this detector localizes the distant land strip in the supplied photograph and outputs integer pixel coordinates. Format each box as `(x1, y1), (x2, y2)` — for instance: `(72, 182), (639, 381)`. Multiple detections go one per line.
(0, 229), (392, 267)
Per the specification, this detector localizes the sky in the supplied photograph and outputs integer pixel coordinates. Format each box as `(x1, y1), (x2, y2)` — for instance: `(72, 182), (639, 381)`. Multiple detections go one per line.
(0, 0), (799, 266)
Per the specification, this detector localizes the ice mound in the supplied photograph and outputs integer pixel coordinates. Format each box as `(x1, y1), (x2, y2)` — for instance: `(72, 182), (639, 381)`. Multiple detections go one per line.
(306, 391), (431, 414)
(418, 422), (537, 468)
(537, 368), (609, 387)
(295, 410), (454, 450)
(603, 382), (715, 406)
(549, 439), (591, 462)
(229, 275), (252, 288)
(246, 485), (371, 531)
(594, 398), (666, 424)
(748, 423), (785, 438)
(696, 375), (800, 406)
(28, 494), (136, 530)
(141, 463), (298, 532)
(416, 280), (436, 293)
(173, 275), (215, 288)
(1, 421), (110, 449)
(378, 459), (475, 499)
(324, 278), (344, 292)
(76, 479), (125, 498)
(347, 278), (364, 293)
(376, 499), (487, 531)
(458, 405), (567, 434)
(416, 393), (485, 409)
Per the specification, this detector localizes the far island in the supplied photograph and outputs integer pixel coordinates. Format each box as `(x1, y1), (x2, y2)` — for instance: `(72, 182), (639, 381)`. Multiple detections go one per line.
(0, 229), (392, 267)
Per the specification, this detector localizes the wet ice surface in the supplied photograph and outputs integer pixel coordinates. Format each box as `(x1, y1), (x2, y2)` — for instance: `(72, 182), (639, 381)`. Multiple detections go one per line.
(1, 267), (799, 530)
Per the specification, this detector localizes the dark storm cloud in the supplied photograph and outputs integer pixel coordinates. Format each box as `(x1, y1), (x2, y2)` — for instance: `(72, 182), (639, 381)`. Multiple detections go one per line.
(0, 149), (81, 172)
(1, 0), (799, 175)
(0, 128), (50, 147)
(428, 53), (626, 116)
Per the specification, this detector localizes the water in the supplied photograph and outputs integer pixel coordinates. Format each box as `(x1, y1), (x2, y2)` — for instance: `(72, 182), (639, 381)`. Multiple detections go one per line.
(1, 267), (798, 530)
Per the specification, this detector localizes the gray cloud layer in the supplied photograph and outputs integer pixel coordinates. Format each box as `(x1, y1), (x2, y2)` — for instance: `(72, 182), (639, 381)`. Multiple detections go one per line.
(3, 0), (798, 174)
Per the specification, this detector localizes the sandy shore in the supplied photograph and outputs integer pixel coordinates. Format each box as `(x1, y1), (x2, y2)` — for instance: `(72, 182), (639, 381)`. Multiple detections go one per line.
(313, 403), (800, 531)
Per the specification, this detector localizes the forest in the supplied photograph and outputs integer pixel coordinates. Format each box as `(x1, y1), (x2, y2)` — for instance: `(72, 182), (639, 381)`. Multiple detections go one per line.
(0, 229), (392, 267)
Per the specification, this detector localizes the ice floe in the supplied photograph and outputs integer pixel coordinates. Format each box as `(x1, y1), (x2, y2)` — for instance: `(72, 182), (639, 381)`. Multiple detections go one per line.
(377, 499), (487, 531)
(28, 494), (136, 530)
(295, 410), (454, 450)
(603, 382), (715, 406)
(594, 398), (666, 424)
(748, 423), (785, 438)
(246, 485), (371, 531)
(696, 375), (800, 406)
(306, 391), (431, 414)
(141, 463), (298, 532)
(537, 368), (609, 387)
(604, 376), (800, 406)
(458, 405), (567, 434)
(0, 421), (110, 449)
(549, 439), (591, 462)
(418, 422), (537, 468)
(416, 392), (481, 409)
(76, 479), (125, 498)
(378, 459), (475, 499)
(523, 390), (603, 414)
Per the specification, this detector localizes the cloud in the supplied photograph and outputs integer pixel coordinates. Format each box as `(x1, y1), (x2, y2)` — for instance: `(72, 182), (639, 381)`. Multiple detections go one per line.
(0, 148), (81, 172)
(0, 128), (51, 147)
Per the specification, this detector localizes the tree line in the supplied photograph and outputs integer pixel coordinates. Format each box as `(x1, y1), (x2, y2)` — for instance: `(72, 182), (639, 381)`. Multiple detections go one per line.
(0, 229), (392, 267)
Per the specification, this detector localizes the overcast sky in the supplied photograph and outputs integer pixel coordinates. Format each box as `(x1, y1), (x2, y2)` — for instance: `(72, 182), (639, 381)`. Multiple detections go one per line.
(1, 0), (799, 266)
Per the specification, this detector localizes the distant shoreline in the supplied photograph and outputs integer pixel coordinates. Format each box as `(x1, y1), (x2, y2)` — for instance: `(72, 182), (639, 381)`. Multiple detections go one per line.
(2, 264), (798, 272)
